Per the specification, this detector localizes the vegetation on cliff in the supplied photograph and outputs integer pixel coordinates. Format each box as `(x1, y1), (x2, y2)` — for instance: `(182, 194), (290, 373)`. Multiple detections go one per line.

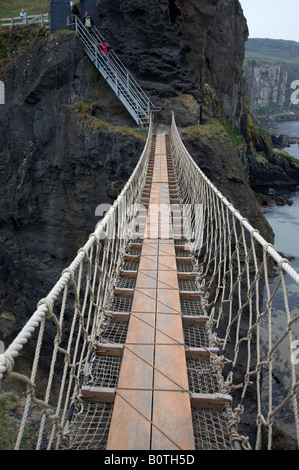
(0, 0), (48, 18)
(0, 391), (33, 449)
(0, 25), (48, 77)
(73, 100), (147, 139)
(244, 38), (299, 117)
(245, 38), (299, 65)
(184, 117), (246, 150)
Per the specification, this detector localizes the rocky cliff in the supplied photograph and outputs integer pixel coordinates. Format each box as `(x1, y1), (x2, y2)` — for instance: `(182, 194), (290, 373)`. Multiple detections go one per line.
(0, 2), (274, 356)
(97, 0), (248, 127)
(244, 38), (299, 119)
(0, 27), (146, 345)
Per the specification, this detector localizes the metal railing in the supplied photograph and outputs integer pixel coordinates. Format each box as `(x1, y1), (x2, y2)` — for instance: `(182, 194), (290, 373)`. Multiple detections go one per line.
(0, 14), (49, 28)
(72, 15), (160, 127)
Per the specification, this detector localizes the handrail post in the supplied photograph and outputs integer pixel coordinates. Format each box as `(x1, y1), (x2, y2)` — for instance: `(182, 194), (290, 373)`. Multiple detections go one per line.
(115, 72), (118, 95)
(94, 43), (98, 68)
(126, 71), (129, 90)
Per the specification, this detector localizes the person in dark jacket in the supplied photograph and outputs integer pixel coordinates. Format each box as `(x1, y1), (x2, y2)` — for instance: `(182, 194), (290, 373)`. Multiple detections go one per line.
(82, 10), (94, 34)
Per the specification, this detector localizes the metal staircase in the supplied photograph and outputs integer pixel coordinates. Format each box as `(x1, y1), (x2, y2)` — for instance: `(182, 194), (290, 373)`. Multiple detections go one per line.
(73, 16), (160, 127)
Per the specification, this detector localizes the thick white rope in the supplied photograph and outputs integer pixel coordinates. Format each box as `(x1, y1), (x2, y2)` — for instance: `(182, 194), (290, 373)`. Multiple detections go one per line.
(0, 116), (153, 381)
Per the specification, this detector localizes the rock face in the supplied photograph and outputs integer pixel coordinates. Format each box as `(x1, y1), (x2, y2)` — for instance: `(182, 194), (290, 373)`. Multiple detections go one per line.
(0, 1), (250, 346)
(0, 29), (145, 345)
(239, 108), (299, 187)
(181, 126), (274, 243)
(246, 63), (288, 111)
(96, 0), (248, 127)
(244, 39), (299, 118)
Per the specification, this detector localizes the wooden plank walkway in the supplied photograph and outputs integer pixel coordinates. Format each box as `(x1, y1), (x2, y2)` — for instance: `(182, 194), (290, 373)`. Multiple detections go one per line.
(106, 134), (195, 450)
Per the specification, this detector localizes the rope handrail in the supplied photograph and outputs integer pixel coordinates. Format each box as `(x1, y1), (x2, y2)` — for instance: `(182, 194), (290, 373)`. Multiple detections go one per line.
(1, 112), (298, 450)
(0, 116), (153, 385)
(170, 112), (299, 450)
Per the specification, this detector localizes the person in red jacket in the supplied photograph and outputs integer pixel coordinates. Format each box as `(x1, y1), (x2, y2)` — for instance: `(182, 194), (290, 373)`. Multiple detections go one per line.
(99, 41), (110, 67)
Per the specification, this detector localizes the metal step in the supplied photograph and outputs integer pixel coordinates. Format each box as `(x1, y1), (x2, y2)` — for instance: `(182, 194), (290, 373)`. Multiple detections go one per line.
(73, 16), (160, 127)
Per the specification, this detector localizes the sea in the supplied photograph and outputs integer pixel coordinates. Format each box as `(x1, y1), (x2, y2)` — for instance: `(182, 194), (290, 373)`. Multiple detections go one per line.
(256, 120), (299, 443)
(261, 120), (299, 274)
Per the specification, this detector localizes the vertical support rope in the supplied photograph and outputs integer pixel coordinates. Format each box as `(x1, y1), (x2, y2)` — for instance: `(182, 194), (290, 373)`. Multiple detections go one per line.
(1, 113), (299, 450)
(0, 116), (153, 450)
(170, 112), (299, 450)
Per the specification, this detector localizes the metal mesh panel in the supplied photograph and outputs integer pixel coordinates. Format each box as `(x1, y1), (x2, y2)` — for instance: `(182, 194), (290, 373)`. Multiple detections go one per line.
(177, 263), (194, 273)
(116, 277), (136, 289)
(192, 408), (232, 450)
(108, 295), (133, 312)
(87, 355), (122, 388)
(176, 250), (192, 258)
(122, 261), (139, 271)
(183, 325), (210, 348)
(69, 403), (113, 450)
(181, 299), (206, 316)
(100, 321), (128, 344)
(174, 239), (186, 246)
(125, 249), (141, 256)
(187, 359), (219, 394)
(178, 279), (199, 291)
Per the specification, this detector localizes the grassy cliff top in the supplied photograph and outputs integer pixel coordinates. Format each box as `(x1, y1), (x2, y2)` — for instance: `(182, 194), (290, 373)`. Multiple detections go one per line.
(0, 26), (49, 77)
(245, 38), (299, 65)
(0, 0), (48, 17)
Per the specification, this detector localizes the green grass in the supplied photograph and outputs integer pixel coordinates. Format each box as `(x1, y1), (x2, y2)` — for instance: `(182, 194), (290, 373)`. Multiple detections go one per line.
(245, 38), (299, 65)
(184, 118), (246, 148)
(0, 26), (48, 78)
(73, 100), (147, 139)
(0, 0), (48, 18)
(0, 391), (35, 450)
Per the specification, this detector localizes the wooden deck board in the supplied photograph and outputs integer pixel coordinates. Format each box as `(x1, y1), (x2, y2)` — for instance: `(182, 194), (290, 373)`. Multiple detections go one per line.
(106, 134), (195, 450)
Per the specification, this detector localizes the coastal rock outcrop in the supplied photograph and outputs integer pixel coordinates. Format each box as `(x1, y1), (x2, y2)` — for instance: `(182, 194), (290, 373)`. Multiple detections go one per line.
(0, 1), (276, 365)
(244, 38), (299, 119)
(96, 0), (248, 127)
(0, 1), (250, 345)
(0, 28), (145, 345)
(240, 107), (299, 187)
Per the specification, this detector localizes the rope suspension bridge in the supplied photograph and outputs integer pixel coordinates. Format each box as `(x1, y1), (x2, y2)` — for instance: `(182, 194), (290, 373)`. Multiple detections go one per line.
(0, 18), (299, 451)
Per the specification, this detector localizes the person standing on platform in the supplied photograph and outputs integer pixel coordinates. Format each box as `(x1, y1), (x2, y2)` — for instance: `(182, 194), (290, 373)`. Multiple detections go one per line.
(82, 10), (94, 34)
